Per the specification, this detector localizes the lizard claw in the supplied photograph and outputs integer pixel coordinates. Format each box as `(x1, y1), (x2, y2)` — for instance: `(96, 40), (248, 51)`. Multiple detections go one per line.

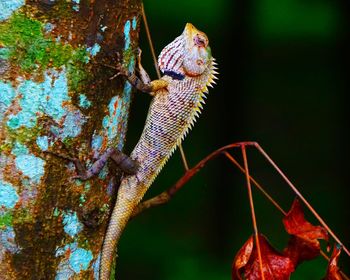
(71, 173), (82, 179)
(136, 47), (142, 58)
(109, 64), (128, 80)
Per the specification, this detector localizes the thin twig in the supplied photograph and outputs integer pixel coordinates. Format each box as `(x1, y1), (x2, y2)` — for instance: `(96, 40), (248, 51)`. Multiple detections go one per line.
(241, 145), (265, 280)
(178, 145), (190, 170)
(141, 2), (161, 78)
(224, 151), (287, 215)
(251, 142), (350, 258)
(141, 2), (190, 170)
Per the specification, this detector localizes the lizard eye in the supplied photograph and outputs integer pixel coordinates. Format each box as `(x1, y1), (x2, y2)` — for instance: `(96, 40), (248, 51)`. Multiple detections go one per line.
(194, 35), (207, 47)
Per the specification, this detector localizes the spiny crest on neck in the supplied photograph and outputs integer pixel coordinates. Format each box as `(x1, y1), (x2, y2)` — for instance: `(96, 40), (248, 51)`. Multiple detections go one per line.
(176, 57), (219, 155)
(197, 57), (219, 95)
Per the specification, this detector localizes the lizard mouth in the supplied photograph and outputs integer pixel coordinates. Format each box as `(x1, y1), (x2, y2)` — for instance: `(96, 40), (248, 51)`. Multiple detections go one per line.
(184, 23), (209, 48)
(194, 35), (208, 48)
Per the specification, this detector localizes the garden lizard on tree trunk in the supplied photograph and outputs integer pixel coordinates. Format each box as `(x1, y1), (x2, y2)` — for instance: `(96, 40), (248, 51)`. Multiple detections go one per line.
(99, 23), (217, 279)
(53, 23), (217, 279)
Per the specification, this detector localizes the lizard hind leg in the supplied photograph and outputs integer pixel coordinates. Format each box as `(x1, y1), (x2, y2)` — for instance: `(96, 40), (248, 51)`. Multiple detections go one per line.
(109, 148), (139, 175)
(45, 147), (138, 180)
(73, 148), (139, 180)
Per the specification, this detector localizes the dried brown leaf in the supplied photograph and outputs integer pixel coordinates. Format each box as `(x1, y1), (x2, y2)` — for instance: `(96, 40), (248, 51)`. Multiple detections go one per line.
(324, 245), (343, 280)
(232, 234), (295, 280)
(283, 198), (328, 265)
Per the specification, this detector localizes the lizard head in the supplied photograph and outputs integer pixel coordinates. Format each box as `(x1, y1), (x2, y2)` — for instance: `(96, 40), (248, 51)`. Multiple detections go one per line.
(182, 23), (212, 76)
(158, 23), (214, 78)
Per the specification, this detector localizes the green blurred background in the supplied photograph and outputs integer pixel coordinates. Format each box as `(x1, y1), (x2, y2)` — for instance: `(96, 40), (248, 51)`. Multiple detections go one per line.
(122, 0), (350, 279)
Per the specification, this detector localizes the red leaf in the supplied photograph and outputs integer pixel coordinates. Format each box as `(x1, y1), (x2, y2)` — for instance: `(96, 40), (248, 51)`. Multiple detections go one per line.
(232, 234), (295, 280)
(283, 198), (328, 265)
(324, 245), (343, 280)
(232, 236), (254, 279)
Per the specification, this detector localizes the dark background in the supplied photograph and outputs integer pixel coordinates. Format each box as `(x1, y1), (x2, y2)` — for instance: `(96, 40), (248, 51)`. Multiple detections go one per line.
(122, 0), (350, 279)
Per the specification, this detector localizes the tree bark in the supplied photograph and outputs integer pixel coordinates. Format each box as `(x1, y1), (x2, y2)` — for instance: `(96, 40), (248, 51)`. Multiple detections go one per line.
(0, 0), (141, 278)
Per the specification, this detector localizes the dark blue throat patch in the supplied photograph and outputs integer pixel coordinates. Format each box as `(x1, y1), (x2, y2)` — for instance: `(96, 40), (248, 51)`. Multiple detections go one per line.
(162, 70), (185, 80)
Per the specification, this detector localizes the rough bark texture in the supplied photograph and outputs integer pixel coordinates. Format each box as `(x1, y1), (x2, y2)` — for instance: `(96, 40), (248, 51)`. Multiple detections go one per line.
(0, 0), (141, 279)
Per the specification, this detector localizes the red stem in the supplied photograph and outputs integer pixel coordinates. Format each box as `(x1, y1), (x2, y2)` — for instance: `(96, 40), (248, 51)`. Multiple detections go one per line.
(241, 145), (265, 280)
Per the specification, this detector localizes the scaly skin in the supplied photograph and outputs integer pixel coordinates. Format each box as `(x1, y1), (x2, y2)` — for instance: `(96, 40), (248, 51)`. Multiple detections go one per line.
(99, 23), (218, 279)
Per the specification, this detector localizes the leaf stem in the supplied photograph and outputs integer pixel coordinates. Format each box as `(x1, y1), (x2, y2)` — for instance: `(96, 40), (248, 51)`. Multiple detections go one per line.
(241, 145), (265, 280)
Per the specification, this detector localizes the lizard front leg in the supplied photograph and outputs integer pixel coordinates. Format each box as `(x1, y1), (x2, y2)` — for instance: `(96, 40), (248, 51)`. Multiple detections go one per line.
(120, 48), (168, 94)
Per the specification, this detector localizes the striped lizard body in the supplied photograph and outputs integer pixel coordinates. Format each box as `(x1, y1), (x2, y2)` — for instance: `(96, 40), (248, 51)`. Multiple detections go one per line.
(100, 23), (218, 279)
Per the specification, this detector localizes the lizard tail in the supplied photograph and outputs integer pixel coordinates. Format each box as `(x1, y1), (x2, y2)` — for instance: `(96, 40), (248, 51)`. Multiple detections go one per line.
(99, 176), (143, 280)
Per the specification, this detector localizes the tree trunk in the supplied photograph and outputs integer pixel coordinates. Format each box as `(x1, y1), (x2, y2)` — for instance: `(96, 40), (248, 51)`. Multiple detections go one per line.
(0, 0), (141, 278)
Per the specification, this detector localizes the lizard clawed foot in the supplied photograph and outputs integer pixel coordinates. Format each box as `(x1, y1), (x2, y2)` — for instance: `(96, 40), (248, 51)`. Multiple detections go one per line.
(98, 62), (128, 80)
(44, 149), (90, 180)
(100, 49), (144, 80)
(109, 66), (127, 80)
(97, 62), (126, 80)
(71, 174), (86, 180)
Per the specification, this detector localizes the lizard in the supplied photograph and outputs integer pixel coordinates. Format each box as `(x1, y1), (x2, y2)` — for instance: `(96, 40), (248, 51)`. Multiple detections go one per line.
(50, 23), (217, 279)
(98, 22), (218, 280)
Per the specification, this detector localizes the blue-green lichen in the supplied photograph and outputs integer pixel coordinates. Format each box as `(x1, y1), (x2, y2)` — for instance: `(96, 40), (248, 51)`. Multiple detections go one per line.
(4, 69), (86, 141)
(62, 211), (83, 238)
(79, 94), (91, 109)
(0, 81), (16, 122)
(86, 43), (101, 57)
(15, 154), (45, 184)
(123, 20), (131, 50)
(6, 70), (68, 128)
(92, 254), (100, 280)
(56, 242), (93, 279)
(72, 0), (80, 12)
(0, 0), (24, 22)
(132, 17), (137, 30)
(11, 141), (29, 156)
(0, 180), (19, 209)
(0, 81), (15, 105)
(0, 47), (10, 59)
(36, 136), (49, 151)
(69, 247), (93, 273)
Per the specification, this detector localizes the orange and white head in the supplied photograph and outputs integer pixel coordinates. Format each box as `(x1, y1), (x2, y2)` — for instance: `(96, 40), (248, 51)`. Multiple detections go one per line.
(158, 23), (216, 79)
